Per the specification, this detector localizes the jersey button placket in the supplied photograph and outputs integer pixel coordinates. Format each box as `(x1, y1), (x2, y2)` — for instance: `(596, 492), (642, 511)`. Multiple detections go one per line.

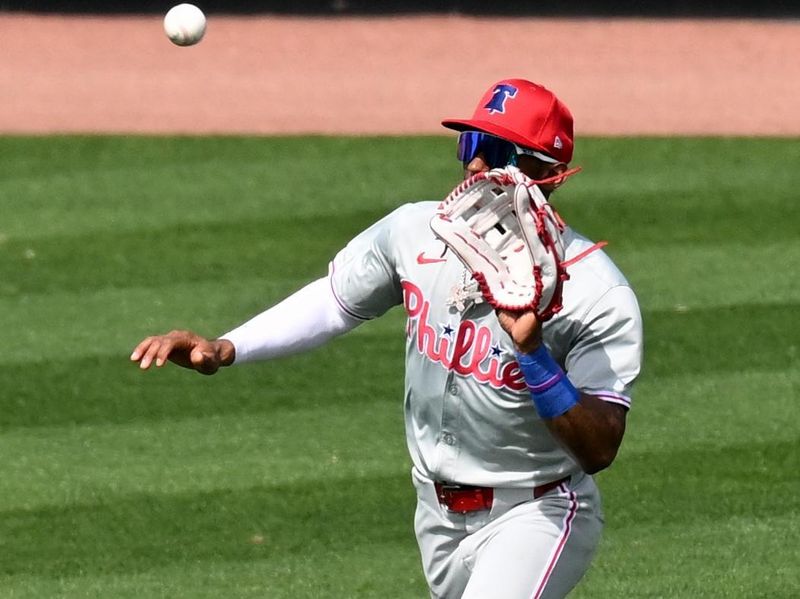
(438, 374), (462, 473)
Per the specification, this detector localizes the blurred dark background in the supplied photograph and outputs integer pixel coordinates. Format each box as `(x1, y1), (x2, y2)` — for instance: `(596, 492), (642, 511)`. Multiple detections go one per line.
(2, 0), (798, 17)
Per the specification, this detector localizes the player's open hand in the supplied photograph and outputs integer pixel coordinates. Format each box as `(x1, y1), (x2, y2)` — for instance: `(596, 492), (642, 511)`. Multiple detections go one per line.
(496, 309), (542, 354)
(130, 330), (234, 375)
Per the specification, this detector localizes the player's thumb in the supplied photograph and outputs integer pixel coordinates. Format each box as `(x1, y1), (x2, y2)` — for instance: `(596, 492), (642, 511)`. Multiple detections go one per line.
(190, 346), (219, 375)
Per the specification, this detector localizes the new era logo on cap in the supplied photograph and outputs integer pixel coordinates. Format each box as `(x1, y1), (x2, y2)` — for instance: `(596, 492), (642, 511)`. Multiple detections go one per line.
(442, 78), (575, 164)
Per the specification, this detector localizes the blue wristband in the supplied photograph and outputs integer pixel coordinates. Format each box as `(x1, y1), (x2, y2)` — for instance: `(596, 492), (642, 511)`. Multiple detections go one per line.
(516, 345), (579, 419)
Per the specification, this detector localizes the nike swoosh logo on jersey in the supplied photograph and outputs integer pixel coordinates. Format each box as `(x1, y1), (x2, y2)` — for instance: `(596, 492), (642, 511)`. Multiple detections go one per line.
(416, 252), (448, 265)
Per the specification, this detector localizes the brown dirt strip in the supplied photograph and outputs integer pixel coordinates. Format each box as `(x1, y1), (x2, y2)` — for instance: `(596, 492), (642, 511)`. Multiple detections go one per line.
(1, 14), (798, 135)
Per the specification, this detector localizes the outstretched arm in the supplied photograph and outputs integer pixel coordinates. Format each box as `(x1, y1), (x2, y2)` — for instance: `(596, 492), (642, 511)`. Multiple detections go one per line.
(130, 277), (362, 374)
(497, 310), (626, 474)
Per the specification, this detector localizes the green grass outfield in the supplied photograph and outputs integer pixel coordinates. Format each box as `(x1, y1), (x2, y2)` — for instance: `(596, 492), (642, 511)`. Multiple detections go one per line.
(0, 135), (797, 598)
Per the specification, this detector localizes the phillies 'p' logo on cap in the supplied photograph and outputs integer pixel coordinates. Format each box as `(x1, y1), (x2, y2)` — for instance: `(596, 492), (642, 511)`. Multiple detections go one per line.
(442, 78), (575, 164)
(484, 84), (518, 114)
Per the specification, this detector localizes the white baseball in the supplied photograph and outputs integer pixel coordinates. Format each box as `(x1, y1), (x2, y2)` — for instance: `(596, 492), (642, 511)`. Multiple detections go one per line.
(163, 4), (206, 47)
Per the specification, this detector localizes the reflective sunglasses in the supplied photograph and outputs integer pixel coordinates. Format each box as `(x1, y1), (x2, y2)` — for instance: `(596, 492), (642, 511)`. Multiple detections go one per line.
(456, 131), (559, 168)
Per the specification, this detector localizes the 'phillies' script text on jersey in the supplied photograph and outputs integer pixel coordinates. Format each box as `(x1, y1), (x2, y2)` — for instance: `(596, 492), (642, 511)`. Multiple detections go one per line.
(402, 280), (526, 391)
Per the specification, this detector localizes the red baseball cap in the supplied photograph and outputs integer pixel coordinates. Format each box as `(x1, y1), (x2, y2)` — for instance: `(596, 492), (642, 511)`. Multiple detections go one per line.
(442, 79), (574, 164)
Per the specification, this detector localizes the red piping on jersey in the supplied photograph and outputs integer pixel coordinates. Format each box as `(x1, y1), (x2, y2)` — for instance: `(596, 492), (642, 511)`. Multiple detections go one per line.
(533, 485), (579, 599)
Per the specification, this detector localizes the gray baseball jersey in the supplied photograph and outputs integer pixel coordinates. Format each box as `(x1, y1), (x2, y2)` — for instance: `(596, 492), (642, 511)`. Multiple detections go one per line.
(329, 201), (642, 489)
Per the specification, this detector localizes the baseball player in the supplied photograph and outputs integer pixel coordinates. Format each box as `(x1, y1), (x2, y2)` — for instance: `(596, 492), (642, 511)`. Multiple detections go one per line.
(131, 78), (643, 599)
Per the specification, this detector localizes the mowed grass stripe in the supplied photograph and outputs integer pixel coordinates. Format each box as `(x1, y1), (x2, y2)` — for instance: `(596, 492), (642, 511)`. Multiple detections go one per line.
(0, 278), (409, 365)
(641, 301), (799, 377)
(612, 241), (800, 311)
(1, 239), (797, 365)
(2, 365), (794, 509)
(0, 302), (795, 431)
(0, 403), (410, 511)
(1, 136), (798, 245)
(0, 244), (796, 379)
(0, 472), (417, 578)
(0, 419), (794, 593)
(0, 135), (458, 240)
(0, 543), (428, 599)
(575, 514), (800, 598)
(0, 326), (407, 430)
(0, 211), (383, 297)
(624, 368), (799, 452)
(559, 183), (799, 248)
(2, 224), (799, 302)
(602, 438), (799, 525)
(1, 438), (794, 595)
(0, 428), (794, 589)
